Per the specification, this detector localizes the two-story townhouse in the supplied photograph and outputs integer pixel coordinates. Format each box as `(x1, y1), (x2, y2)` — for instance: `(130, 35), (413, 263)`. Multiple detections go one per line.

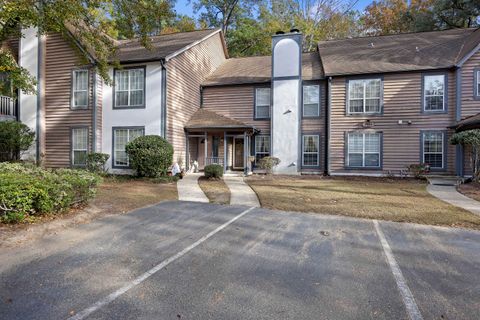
(2, 26), (480, 177)
(1, 28), (227, 172)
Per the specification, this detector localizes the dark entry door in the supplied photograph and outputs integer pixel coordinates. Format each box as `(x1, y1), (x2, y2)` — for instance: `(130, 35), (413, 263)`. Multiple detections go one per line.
(233, 137), (244, 169)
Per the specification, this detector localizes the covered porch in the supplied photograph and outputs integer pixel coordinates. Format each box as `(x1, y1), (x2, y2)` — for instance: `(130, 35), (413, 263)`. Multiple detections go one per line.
(185, 109), (257, 174)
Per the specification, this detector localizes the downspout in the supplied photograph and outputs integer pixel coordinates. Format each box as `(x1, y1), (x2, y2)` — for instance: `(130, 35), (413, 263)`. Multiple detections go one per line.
(92, 68), (97, 152)
(36, 33), (45, 164)
(455, 67), (463, 177)
(325, 77), (332, 175)
(160, 59), (167, 138)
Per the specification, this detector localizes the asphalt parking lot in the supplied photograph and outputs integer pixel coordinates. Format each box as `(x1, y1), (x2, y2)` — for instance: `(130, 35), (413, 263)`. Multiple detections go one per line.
(0, 201), (479, 320)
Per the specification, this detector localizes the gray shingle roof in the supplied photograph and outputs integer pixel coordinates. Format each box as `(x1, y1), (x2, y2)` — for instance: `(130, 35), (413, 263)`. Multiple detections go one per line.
(203, 52), (324, 86)
(185, 108), (254, 130)
(318, 28), (479, 76)
(113, 29), (220, 63)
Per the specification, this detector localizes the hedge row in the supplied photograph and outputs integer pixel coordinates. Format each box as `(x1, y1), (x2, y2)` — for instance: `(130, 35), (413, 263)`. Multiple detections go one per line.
(0, 163), (101, 223)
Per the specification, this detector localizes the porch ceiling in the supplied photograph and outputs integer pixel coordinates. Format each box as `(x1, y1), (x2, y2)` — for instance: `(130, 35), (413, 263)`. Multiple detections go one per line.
(185, 108), (256, 132)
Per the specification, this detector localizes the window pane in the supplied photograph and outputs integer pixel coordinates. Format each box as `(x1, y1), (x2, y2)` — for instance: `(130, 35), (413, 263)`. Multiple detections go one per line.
(304, 136), (319, 153)
(365, 79), (380, 98)
(256, 88), (270, 106)
(365, 134), (380, 153)
(255, 136), (270, 153)
(425, 96), (444, 111)
(73, 151), (87, 166)
(256, 105), (269, 118)
(424, 154), (443, 168)
(129, 128), (144, 141)
(424, 75), (444, 111)
(130, 90), (144, 106)
(115, 151), (128, 166)
(74, 70), (88, 90)
(116, 92), (129, 106)
(130, 69), (144, 90)
(348, 154), (363, 167)
(303, 85), (319, 104)
(303, 154), (318, 166)
(348, 133), (363, 153)
(424, 132), (442, 152)
(349, 99), (363, 113)
(349, 81), (364, 99)
(365, 153), (380, 167)
(74, 91), (88, 107)
(116, 71), (129, 90)
(365, 98), (380, 113)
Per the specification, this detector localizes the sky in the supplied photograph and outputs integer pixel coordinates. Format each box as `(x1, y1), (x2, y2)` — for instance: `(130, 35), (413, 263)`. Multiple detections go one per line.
(174, 0), (372, 18)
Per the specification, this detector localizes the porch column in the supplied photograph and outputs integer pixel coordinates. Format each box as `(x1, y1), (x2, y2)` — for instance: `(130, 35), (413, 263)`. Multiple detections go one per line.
(185, 131), (190, 171)
(204, 131), (208, 168)
(223, 131), (227, 173)
(244, 131), (248, 175)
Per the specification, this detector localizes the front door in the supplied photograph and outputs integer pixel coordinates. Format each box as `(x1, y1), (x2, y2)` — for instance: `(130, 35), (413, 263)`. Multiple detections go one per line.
(233, 137), (244, 169)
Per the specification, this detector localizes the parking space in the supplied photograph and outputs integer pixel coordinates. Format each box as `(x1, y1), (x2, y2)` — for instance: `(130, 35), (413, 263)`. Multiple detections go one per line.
(0, 201), (479, 320)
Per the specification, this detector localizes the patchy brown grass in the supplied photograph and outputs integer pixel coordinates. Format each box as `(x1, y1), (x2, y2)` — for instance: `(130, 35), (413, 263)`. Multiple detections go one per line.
(458, 182), (480, 202)
(198, 177), (230, 205)
(0, 177), (178, 247)
(246, 175), (480, 229)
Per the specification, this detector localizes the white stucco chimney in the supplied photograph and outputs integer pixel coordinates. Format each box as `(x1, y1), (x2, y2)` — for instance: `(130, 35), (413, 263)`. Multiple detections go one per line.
(271, 30), (302, 174)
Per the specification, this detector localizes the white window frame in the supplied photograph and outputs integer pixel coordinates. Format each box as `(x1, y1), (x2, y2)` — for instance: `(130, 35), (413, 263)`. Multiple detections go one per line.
(113, 127), (145, 167)
(302, 135), (319, 166)
(114, 67), (145, 108)
(423, 74), (446, 112)
(71, 127), (88, 166)
(303, 84), (320, 117)
(347, 79), (382, 114)
(422, 131), (444, 169)
(346, 132), (381, 168)
(475, 69), (480, 98)
(254, 135), (270, 162)
(255, 87), (270, 119)
(72, 69), (89, 109)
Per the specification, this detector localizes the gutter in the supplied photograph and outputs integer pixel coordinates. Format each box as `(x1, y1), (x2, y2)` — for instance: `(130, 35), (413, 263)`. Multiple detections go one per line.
(92, 68), (97, 152)
(325, 76), (332, 175)
(160, 59), (167, 138)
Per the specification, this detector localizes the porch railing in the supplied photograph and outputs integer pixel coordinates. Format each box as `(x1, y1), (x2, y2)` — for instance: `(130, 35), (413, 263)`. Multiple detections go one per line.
(206, 157), (224, 166)
(0, 96), (16, 117)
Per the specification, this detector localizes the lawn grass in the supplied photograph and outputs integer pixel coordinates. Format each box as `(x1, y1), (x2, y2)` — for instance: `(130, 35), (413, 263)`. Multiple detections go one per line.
(198, 177), (230, 205)
(90, 176), (178, 214)
(246, 175), (480, 229)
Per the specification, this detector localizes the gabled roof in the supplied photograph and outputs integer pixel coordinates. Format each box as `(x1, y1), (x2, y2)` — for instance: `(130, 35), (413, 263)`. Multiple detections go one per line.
(318, 28), (479, 76)
(203, 52), (324, 86)
(112, 29), (222, 63)
(185, 108), (254, 130)
(451, 113), (480, 132)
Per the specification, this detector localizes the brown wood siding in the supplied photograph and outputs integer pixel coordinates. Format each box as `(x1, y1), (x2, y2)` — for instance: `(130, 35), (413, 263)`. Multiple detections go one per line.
(166, 32), (226, 162)
(461, 49), (480, 119)
(3, 38), (19, 61)
(202, 85), (270, 133)
(44, 33), (94, 167)
(330, 71), (456, 175)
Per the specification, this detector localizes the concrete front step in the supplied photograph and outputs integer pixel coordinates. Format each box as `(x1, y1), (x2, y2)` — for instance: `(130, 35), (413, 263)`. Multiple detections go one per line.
(426, 175), (464, 186)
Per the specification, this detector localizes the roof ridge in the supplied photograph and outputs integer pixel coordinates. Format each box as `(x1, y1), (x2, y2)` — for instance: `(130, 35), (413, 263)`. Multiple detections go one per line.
(318, 27), (474, 45)
(118, 28), (219, 43)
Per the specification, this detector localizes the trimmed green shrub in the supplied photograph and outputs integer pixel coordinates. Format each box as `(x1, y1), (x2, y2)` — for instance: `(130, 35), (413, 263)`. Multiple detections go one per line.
(258, 156), (281, 174)
(86, 152), (110, 173)
(0, 121), (35, 162)
(125, 135), (173, 177)
(204, 164), (223, 179)
(0, 163), (100, 223)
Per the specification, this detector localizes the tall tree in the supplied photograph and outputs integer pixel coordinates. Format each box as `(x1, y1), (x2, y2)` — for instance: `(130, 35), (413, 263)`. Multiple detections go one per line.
(0, 0), (175, 94)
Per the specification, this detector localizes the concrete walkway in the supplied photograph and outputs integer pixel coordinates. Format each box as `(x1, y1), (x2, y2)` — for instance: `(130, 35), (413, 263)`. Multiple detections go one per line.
(224, 176), (260, 207)
(427, 185), (480, 216)
(177, 173), (209, 203)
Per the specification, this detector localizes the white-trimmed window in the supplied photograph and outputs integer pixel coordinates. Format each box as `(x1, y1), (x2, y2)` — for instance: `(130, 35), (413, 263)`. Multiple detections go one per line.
(113, 127), (144, 167)
(72, 127), (88, 166)
(114, 68), (145, 108)
(303, 85), (320, 117)
(475, 70), (480, 97)
(255, 88), (270, 119)
(302, 135), (319, 166)
(347, 132), (381, 168)
(422, 132), (444, 169)
(423, 74), (445, 111)
(72, 70), (88, 108)
(254, 135), (270, 162)
(348, 79), (381, 114)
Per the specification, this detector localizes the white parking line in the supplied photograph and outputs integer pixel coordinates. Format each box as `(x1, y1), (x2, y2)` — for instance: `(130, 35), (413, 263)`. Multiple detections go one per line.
(373, 220), (423, 320)
(68, 207), (256, 320)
